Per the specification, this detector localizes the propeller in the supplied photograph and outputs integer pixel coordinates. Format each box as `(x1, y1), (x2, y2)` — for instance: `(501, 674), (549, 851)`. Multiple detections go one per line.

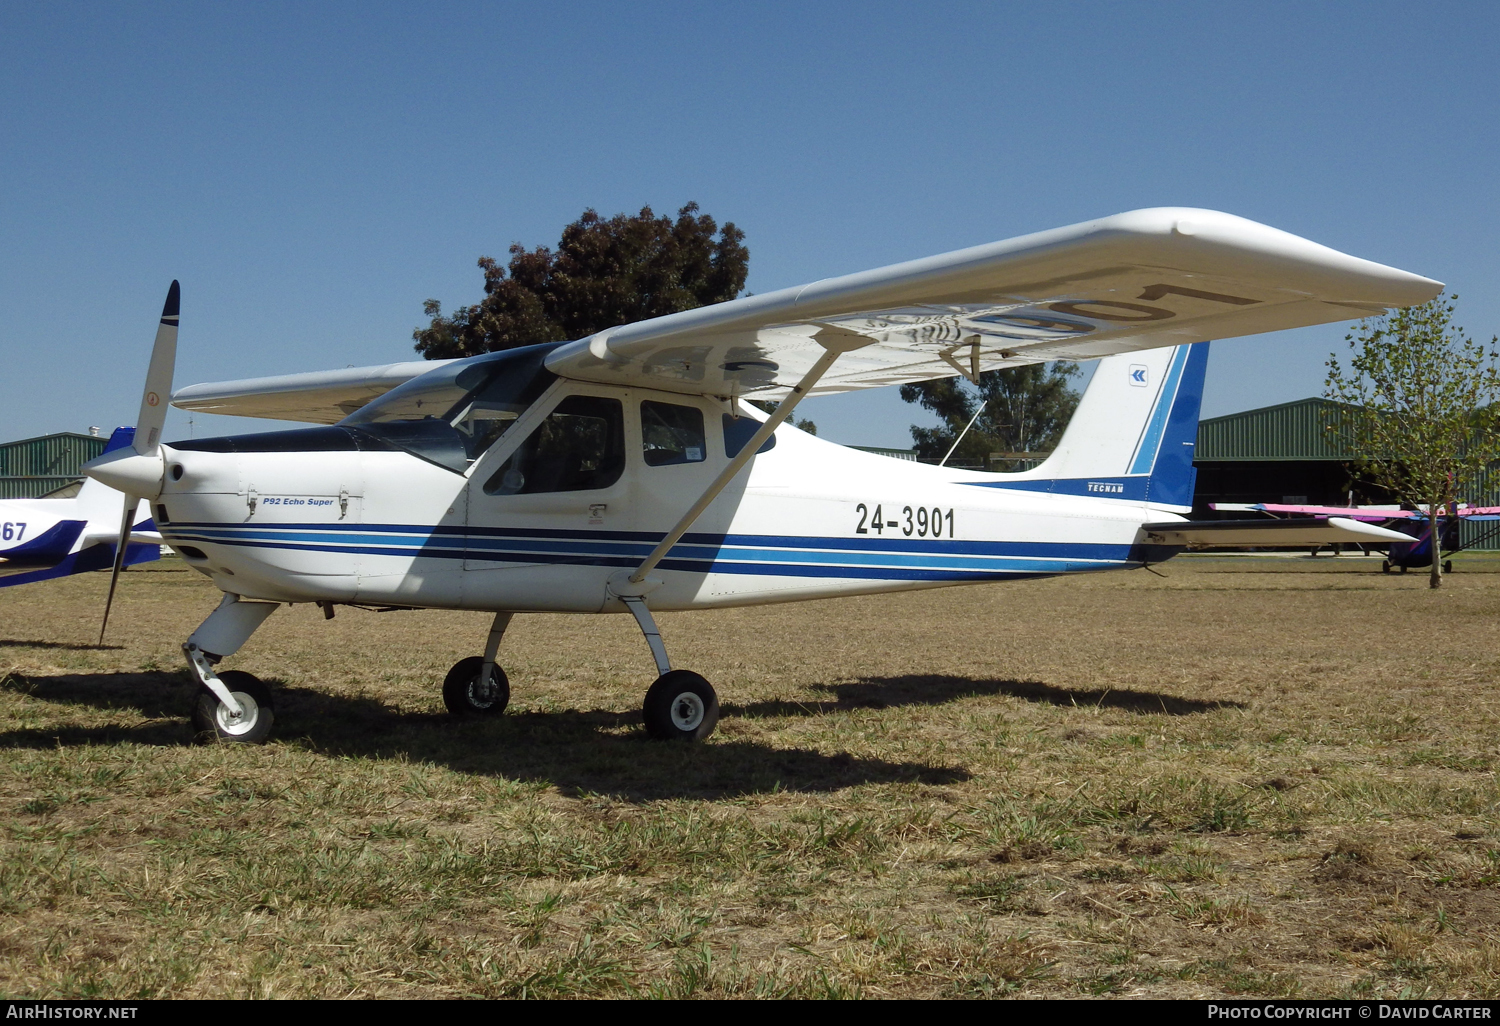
(98, 281), (179, 644)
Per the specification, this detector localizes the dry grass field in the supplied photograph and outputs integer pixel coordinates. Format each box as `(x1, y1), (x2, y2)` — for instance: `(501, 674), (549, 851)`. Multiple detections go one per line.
(2, 554), (1499, 999)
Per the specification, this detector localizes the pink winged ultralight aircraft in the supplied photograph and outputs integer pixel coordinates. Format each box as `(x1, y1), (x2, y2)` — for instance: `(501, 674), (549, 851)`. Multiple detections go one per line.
(1213, 502), (1500, 572)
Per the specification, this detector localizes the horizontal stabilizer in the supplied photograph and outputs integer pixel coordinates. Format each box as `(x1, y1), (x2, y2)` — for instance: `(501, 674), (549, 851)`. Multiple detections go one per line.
(1213, 501), (1410, 520)
(1213, 502), (1500, 521)
(1141, 517), (1412, 546)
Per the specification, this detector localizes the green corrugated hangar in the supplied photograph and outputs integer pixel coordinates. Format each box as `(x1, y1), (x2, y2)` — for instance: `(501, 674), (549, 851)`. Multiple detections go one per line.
(1193, 397), (1499, 550)
(0, 431), (109, 499)
(1193, 398), (1372, 509)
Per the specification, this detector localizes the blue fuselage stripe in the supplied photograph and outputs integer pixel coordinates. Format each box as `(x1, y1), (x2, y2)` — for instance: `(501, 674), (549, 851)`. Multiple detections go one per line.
(161, 522), (1145, 580)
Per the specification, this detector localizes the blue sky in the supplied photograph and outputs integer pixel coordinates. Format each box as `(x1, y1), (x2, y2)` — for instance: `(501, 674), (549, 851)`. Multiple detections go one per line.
(2, 1), (1496, 447)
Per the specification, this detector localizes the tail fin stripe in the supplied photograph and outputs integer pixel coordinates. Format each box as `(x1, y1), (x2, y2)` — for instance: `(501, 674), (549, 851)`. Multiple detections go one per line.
(1127, 345), (1190, 476)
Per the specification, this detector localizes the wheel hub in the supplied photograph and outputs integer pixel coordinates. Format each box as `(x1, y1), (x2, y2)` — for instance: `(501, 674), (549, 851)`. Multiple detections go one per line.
(469, 673), (497, 708)
(670, 692), (705, 731)
(214, 691), (260, 736)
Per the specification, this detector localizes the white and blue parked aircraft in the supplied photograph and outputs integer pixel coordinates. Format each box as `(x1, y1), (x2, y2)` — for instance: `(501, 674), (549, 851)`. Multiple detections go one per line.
(83, 208), (1434, 745)
(0, 428), (160, 600)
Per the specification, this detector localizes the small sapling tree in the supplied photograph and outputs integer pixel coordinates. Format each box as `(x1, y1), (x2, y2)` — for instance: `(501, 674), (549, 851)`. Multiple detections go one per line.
(1324, 295), (1500, 589)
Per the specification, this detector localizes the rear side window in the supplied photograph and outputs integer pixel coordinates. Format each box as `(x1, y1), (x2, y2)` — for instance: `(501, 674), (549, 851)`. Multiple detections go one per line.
(484, 395), (625, 495)
(722, 414), (776, 458)
(642, 401), (706, 467)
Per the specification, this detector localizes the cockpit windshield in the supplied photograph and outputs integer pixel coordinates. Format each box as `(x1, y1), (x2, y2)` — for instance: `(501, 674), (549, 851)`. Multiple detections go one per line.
(339, 342), (562, 472)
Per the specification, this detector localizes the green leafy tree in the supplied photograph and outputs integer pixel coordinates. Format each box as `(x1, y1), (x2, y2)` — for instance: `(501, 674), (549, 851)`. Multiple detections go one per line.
(1324, 295), (1500, 589)
(414, 203), (749, 359)
(900, 363), (1081, 466)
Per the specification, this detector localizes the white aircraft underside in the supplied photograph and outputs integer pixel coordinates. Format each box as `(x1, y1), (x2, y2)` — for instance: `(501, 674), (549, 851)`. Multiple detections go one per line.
(80, 208), (1439, 745)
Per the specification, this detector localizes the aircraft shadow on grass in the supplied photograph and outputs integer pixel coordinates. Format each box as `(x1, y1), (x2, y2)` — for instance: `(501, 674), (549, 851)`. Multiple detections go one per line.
(728, 674), (1242, 718)
(0, 671), (978, 801)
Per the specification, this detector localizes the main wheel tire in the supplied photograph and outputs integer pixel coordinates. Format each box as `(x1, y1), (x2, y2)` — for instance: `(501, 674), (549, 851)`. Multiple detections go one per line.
(1444, 560), (1454, 574)
(190, 670), (275, 745)
(1382, 560), (1391, 573)
(642, 670), (719, 742)
(443, 656), (510, 716)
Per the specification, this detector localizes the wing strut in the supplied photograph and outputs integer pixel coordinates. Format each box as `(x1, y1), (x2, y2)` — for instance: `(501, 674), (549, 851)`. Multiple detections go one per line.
(625, 344), (848, 586)
(939, 401), (987, 468)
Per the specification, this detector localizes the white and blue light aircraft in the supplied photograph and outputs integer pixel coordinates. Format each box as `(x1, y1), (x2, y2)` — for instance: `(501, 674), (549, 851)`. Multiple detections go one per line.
(83, 209), (1434, 745)
(0, 428), (160, 605)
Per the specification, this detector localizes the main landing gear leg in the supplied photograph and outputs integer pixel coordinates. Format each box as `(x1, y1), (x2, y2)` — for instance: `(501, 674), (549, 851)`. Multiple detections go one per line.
(444, 611), (512, 715)
(621, 596), (719, 742)
(183, 594), (280, 744)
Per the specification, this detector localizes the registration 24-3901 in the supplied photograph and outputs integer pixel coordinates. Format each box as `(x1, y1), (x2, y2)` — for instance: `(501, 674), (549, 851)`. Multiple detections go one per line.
(855, 503), (954, 538)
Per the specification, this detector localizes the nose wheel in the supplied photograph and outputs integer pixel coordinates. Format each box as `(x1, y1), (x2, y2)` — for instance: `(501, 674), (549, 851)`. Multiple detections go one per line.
(443, 656), (510, 715)
(190, 670), (275, 744)
(643, 670), (719, 741)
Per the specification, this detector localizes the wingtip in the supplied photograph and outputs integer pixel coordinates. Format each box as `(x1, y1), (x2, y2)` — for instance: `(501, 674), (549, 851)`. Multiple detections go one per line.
(161, 281), (181, 322)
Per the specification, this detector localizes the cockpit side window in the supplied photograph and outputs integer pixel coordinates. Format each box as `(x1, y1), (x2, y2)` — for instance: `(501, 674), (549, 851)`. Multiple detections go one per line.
(641, 400), (706, 466)
(339, 343), (561, 472)
(483, 395), (625, 495)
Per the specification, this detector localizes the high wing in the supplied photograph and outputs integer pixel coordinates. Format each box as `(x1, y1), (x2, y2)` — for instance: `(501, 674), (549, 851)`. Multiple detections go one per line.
(173, 360), (456, 424)
(171, 207), (1440, 421)
(543, 207), (1441, 399)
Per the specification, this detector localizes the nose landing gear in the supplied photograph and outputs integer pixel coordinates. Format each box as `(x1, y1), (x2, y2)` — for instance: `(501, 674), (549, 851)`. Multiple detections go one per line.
(443, 611), (513, 716)
(191, 669), (275, 743)
(443, 656), (510, 715)
(183, 594), (281, 745)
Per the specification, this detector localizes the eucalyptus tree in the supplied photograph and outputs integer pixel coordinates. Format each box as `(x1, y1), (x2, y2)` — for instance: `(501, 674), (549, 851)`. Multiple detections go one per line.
(900, 362), (1082, 467)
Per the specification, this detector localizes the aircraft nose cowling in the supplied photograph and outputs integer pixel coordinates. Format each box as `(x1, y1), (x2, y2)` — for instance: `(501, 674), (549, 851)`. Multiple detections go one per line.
(83, 448), (166, 499)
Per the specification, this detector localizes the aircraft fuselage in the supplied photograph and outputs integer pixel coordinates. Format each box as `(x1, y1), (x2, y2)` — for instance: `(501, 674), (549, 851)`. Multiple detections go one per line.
(155, 381), (1180, 615)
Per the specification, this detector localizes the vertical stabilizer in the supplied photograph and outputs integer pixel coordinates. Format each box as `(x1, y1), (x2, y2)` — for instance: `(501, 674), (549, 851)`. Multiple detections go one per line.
(966, 342), (1209, 512)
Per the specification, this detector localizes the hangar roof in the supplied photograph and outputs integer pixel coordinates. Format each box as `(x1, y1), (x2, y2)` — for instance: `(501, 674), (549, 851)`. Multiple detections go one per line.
(1196, 398), (1361, 461)
(0, 431), (108, 499)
